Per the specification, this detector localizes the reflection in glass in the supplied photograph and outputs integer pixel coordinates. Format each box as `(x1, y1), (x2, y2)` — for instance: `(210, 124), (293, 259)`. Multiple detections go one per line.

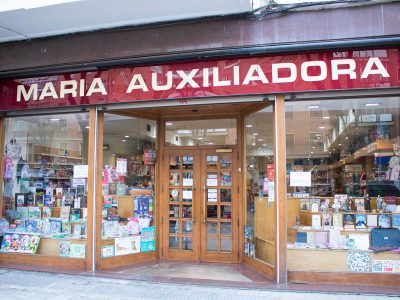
(182, 188), (193, 202)
(182, 156), (193, 169)
(220, 189), (231, 202)
(169, 236), (179, 249)
(169, 205), (180, 218)
(169, 220), (180, 234)
(207, 156), (218, 169)
(206, 238), (218, 252)
(182, 237), (193, 250)
(182, 172), (193, 186)
(220, 172), (231, 186)
(207, 172), (218, 187)
(182, 205), (192, 218)
(169, 171), (180, 186)
(169, 189), (180, 202)
(220, 205), (231, 219)
(220, 156), (232, 169)
(221, 239), (232, 252)
(182, 220), (193, 233)
(169, 156), (180, 169)
(206, 222), (218, 235)
(220, 222), (232, 236)
(207, 205), (218, 218)
(207, 188), (218, 203)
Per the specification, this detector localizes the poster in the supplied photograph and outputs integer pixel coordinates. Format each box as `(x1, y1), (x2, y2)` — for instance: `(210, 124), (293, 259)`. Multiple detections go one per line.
(266, 164), (275, 181)
(116, 158), (127, 176)
(115, 236), (141, 256)
(290, 171), (311, 187)
(141, 226), (156, 252)
(144, 147), (156, 165)
(0, 232), (41, 254)
(73, 165), (88, 178)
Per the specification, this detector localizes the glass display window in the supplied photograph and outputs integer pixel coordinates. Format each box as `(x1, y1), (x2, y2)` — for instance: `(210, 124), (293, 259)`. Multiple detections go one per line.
(0, 113), (89, 259)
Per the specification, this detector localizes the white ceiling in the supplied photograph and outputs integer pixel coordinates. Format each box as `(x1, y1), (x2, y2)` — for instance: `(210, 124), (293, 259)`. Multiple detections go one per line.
(0, 0), (255, 43)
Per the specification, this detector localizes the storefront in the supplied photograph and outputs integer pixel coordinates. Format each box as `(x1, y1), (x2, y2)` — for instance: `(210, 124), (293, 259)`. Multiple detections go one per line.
(0, 47), (399, 286)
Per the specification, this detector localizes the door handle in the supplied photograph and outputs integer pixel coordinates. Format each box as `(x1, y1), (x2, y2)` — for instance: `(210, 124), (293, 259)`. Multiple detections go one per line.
(202, 185), (206, 223)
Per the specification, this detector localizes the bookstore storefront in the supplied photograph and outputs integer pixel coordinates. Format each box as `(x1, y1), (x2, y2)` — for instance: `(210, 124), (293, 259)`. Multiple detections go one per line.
(0, 47), (399, 285)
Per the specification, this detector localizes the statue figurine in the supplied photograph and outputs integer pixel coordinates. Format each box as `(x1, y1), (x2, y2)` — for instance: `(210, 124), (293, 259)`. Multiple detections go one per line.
(348, 196), (354, 211)
(376, 195), (383, 212)
(332, 198), (341, 212)
(365, 193), (371, 212)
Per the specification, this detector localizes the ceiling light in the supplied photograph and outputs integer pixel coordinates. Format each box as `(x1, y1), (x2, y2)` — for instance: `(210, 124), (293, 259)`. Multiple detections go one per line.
(338, 143), (342, 146)
(246, 124), (253, 128)
(85, 126), (89, 129)
(258, 138), (263, 142)
(198, 137), (204, 140)
(309, 105), (320, 109)
(49, 118), (60, 121)
(253, 133), (258, 136)
(166, 122), (173, 126)
(252, 143), (256, 146)
(345, 136), (349, 140)
(319, 126), (325, 129)
(124, 135), (129, 138)
(208, 142), (214, 145)
(262, 144), (267, 147)
(365, 103), (379, 107)
(323, 116), (330, 119)
(312, 146), (316, 149)
(333, 149), (336, 151)
(311, 152), (314, 154)
(122, 139), (126, 142)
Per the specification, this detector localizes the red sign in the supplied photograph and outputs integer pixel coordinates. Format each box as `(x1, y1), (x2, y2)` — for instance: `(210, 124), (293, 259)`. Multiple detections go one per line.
(0, 48), (399, 111)
(267, 164), (275, 181)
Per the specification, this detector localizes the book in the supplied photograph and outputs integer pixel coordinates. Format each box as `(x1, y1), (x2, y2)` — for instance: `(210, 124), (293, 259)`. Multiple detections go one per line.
(115, 236), (140, 256)
(17, 206), (29, 219)
(15, 193), (26, 207)
(108, 182), (117, 195)
(332, 213), (343, 228)
(59, 241), (71, 257)
(355, 214), (367, 229)
(42, 206), (52, 218)
(322, 213), (332, 226)
(35, 195), (44, 207)
(26, 194), (35, 207)
(140, 226), (156, 252)
(249, 243), (255, 257)
(49, 218), (62, 235)
(44, 195), (52, 207)
(73, 224), (82, 238)
(300, 199), (310, 211)
(367, 214), (378, 228)
(60, 206), (70, 221)
(25, 219), (40, 233)
(62, 222), (71, 235)
(306, 232), (315, 245)
(101, 245), (115, 258)
(311, 199), (320, 212)
(378, 214), (391, 228)
(41, 219), (51, 236)
(244, 242), (250, 255)
(343, 214), (355, 226)
(349, 233), (370, 250)
(69, 244), (86, 258)
(392, 214), (400, 229)
(116, 183), (126, 196)
(311, 214), (321, 228)
(28, 207), (41, 219)
(355, 198), (365, 212)
(315, 231), (328, 246)
(296, 232), (307, 244)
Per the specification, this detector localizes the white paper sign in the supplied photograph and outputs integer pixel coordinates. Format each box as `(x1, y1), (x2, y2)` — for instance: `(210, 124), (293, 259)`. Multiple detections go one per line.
(72, 178), (86, 187)
(73, 165), (88, 178)
(116, 158), (127, 176)
(290, 171), (311, 187)
(183, 178), (193, 186)
(182, 190), (193, 200)
(268, 181), (274, 206)
(207, 189), (218, 202)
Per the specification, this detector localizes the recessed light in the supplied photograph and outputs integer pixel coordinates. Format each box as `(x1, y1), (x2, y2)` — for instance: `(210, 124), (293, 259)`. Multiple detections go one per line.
(246, 124), (253, 128)
(365, 103), (379, 107)
(85, 126), (89, 129)
(262, 144), (267, 147)
(333, 148), (336, 151)
(323, 116), (330, 119)
(252, 143), (256, 146)
(312, 146), (316, 149)
(324, 149), (327, 152)
(208, 142), (214, 145)
(311, 152), (314, 154)
(309, 105), (320, 109)
(338, 143), (342, 146)
(319, 126), (325, 129)
(198, 137), (204, 140)
(258, 138), (263, 142)
(122, 139), (126, 142)
(345, 136), (349, 140)
(124, 135), (129, 138)
(49, 118), (60, 121)
(166, 122), (173, 126)
(253, 133), (258, 136)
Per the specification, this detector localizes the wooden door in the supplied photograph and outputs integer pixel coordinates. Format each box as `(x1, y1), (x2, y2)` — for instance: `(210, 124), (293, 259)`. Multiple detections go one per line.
(199, 149), (238, 263)
(162, 149), (238, 262)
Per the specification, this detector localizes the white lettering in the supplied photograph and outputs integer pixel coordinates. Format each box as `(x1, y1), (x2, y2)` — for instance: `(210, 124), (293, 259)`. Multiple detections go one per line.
(152, 71), (172, 91)
(176, 69), (199, 89)
(87, 78), (107, 96)
(203, 68), (210, 87)
(79, 79), (85, 97)
(213, 67), (231, 87)
(361, 57), (390, 78)
(301, 61), (327, 82)
(331, 59), (356, 80)
(272, 63), (297, 83)
(60, 80), (77, 98)
(233, 65), (240, 85)
(39, 82), (58, 100)
(126, 74), (149, 92)
(243, 64), (268, 85)
(17, 84), (38, 102)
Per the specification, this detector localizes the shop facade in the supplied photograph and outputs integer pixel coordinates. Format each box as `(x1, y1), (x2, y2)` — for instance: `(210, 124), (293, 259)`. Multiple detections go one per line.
(0, 45), (399, 286)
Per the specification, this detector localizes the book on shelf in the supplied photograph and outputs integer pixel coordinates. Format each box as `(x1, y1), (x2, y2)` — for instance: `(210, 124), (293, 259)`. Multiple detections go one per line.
(348, 233), (370, 251)
(28, 207), (41, 219)
(15, 193), (26, 207)
(300, 199), (310, 211)
(60, 206), (70, 221)
(355, 198), (365, 213)
(322, 213), (332, 226)
(378, 214), (391, 228)
(306, 232), (315, 245)
(355, 214), (367, 229)
(392, 214), (400, 229)
(367, 214), (378, 228)
(42, 206), (52, 218)
(17, 207), (29, 219)
(311, 199), (320, 212)
(343, 213), (355, 229)
(59, 241), (71, 257)
(315, 231), (328, 247)
(311, 214), (321, 228)
(332, 213), (343, 228)
(296, 232), (307, 245)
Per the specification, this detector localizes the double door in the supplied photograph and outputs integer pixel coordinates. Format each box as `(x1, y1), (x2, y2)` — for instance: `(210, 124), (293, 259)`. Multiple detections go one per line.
(162, 149), (238, 262)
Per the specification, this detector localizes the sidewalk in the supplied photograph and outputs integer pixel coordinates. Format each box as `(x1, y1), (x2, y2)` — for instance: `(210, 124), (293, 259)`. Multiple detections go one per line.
(0, 268), (397, 300)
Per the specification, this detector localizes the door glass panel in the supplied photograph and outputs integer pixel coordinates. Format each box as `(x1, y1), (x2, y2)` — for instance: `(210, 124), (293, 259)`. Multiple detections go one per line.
(207, 188), (218, 203)
(169, 220), (180, 234)
(207, 205), (218, 218)
(182, 205), (192, 218)
(169, 205), (180, 218)
(207, 172), (218, 187)
(206, 238), (218, 252)
(206, 222), (218, 235)
(221, 239), (232, 252)
(169, 171), (180, 186)
(220, 189), (231, 202)
(182, 188), (193, 202)
(220, 222), (232, 236)
(169, 236), (179, 249)
(182, 172), (193, 186)
(182, 220), (193, 233)
(220, 156), (232, 169)
(182, 156), (193, 169)
(220, 205), (231, 219)
(207, 156), (218, 169)
(182, 237), (193, 250)
(169, 189), (180, 202)
(220, 171), (231, 186)
(169, 156), (180, 169)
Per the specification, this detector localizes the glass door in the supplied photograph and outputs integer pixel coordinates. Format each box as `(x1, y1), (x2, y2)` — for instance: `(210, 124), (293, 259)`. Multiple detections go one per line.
(200, 150), (238, 262)
(163, 150), (200, 261)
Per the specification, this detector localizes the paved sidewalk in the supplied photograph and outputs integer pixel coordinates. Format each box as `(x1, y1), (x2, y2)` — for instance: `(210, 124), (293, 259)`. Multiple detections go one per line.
(0, 268), (397, 300)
